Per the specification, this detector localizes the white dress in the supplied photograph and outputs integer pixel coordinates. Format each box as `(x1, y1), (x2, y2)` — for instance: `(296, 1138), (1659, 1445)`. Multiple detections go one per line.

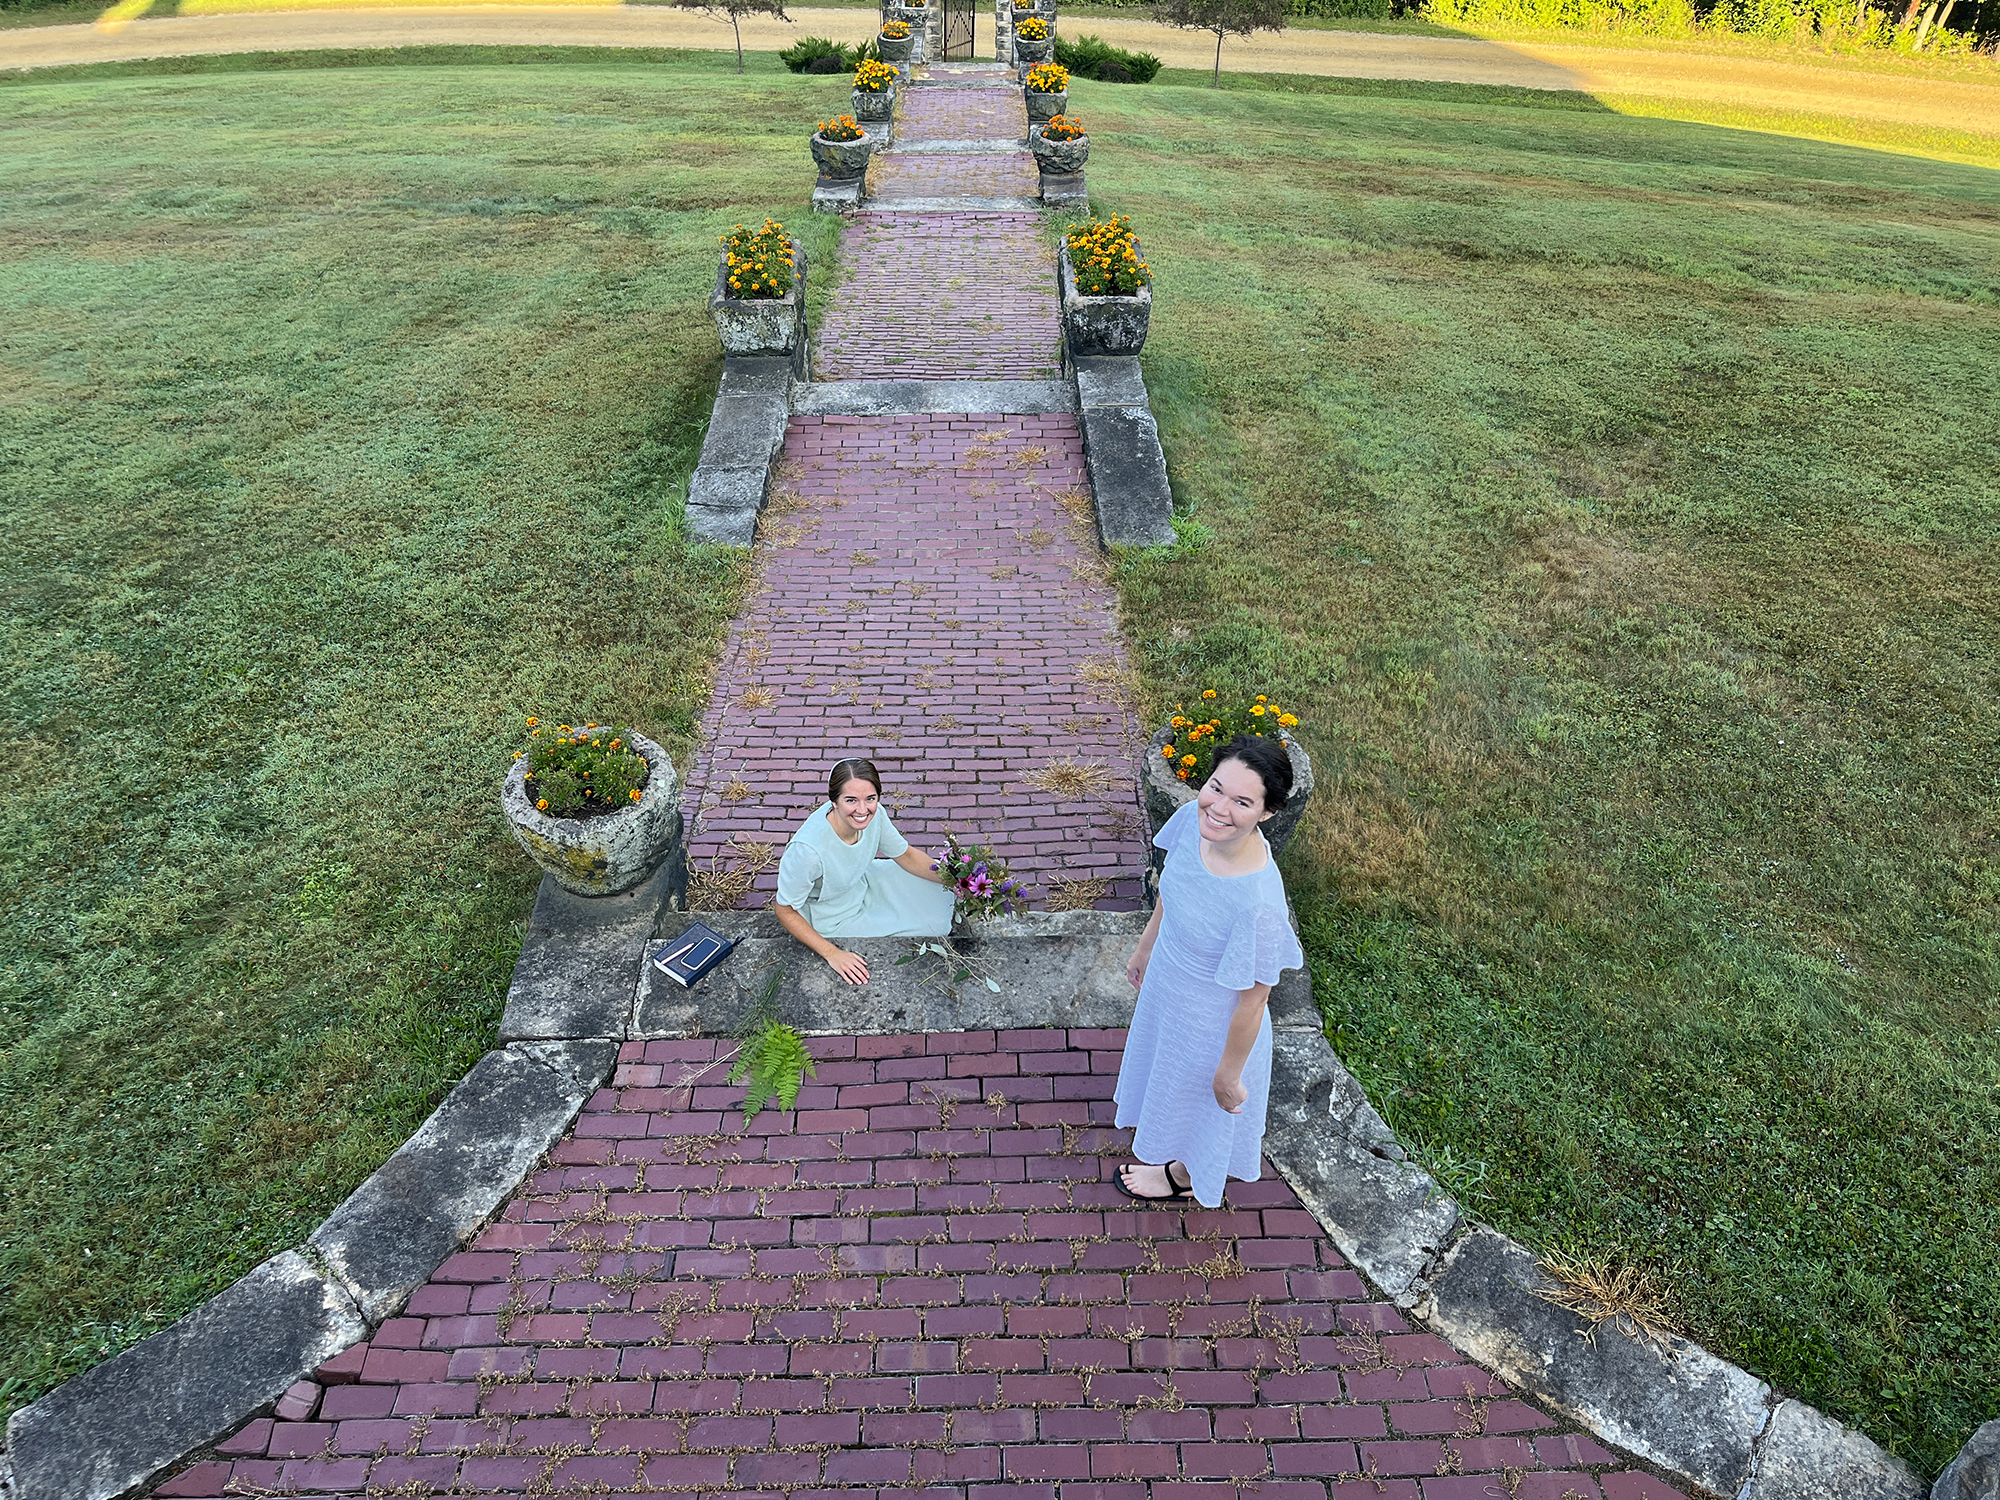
(774, 804), (955, 939)
(1114, 800), (1305, 1207)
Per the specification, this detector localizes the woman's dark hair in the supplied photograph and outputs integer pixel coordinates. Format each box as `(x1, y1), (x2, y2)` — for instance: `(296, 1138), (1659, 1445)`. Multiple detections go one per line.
(828, 757), (883, 805)
(1212, 734), (1291, 813)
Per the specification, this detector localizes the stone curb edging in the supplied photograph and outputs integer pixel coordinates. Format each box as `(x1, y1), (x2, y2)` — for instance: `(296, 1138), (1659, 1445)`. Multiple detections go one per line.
(791, 378), (1074, 416)
(1268, 1034), (1926, 1500)
(1073, 354), (1175, 548)
(687, 353), (796, 547)
(0, 1038), (617, 1500)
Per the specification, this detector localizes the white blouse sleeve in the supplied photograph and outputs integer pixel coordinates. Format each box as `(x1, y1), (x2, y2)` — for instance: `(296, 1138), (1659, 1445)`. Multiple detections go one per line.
(774, 839), (825, 910)
(1213, 901), (1306, 992)
(1153, 799), (1196, 854)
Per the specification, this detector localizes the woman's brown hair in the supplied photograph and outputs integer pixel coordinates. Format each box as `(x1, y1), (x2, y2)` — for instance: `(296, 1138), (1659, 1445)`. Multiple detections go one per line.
(827, 757), (883, 805)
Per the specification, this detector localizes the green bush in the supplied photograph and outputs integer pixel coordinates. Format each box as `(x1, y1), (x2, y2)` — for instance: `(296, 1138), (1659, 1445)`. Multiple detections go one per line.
(779, 36), (860, 72)
(1052, 32), (1163, 81)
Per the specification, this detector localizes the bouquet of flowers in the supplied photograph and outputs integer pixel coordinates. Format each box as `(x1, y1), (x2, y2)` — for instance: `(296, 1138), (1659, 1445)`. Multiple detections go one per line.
(932, 833), (1025, 921)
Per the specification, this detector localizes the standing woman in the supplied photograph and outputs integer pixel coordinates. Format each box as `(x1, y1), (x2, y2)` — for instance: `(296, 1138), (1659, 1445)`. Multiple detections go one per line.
(1114, 735), (1303, 1206)
(774, 758), (955, 985)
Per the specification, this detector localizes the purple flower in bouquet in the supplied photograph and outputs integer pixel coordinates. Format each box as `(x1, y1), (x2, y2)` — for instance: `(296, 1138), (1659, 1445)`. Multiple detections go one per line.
(937, 833), (1020, 923)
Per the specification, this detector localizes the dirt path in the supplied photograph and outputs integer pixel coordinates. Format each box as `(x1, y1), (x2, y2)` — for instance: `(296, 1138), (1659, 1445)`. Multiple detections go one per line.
(4, 2), (1996, 140)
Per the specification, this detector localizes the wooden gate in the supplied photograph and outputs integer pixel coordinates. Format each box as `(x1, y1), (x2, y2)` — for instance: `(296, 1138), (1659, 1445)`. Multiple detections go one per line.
(941, 0), (974, 60)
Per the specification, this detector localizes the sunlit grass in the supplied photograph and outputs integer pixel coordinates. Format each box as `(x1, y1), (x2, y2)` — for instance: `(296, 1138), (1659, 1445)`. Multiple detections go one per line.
(1077, 73), (2000, 1477)
(0, 54), (845, 1426)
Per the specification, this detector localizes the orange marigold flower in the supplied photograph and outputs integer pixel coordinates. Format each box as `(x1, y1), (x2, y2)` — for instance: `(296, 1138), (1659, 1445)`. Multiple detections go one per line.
(1176, 768), (1189, 780)
(1161, 745), (1176, 758)
(1202, 689), (1217, 699)
(536, 798), (548, 810)
(526, 716), (539, 726)
(1180, 754), (1196, 767)
(630, 788), (642, 802)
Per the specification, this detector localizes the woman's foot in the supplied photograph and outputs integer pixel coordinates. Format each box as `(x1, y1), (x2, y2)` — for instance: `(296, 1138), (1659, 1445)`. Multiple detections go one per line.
(1116, 1160), (1192, 1201)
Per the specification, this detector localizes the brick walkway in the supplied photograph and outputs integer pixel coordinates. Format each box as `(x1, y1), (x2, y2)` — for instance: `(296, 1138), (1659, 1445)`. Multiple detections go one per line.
(161, 1033), (1691, 1500)
(869, 153), (1042, 203)
(682, 414), (1148, 911)
(816, 212), (1057, 381)
(898, 88), (1026, 139)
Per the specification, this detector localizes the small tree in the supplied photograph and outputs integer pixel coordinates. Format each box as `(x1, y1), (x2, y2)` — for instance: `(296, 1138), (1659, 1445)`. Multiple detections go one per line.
(675, 0), (792, 73)
(1153, 0), (1286, 86)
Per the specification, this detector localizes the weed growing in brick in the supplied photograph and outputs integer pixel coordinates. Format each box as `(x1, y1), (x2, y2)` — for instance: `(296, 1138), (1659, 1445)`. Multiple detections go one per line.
(726, 1019), (817, 1122)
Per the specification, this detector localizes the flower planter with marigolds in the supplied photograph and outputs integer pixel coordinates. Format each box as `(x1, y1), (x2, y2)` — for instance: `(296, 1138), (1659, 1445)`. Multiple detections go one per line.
(503, 721), (684, 896)
(851, 58), (899, 123)
(1058, 215), (1151, 357)
(886, 1), (931, 61)
(1142, 693), (1314, 858)
(877, 17), (916, 64)
(1031, 113), (1089, 175)
(710, 219), (808, 357)
(1014, 14), (1053, 67)
(1023, 61), (1068, 122)
(811, 115), (873, 181)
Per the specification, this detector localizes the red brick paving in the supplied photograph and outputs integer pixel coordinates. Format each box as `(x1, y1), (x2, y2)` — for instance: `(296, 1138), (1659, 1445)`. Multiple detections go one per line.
(160, 1033), (1689, 1500)
(870, 151), (1041, 202)
(899, 86), (1027, 140)
(682, 413), (1147, 910)
(815, 211), (1057, 382)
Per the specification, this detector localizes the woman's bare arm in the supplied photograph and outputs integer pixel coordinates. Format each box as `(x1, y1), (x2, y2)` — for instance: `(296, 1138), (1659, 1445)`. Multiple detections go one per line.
(894, 846), (945, 882)
(1213, 982), (1273, 1113)
(1126, 898), (1165, 989)
(775, 900), (870, 985)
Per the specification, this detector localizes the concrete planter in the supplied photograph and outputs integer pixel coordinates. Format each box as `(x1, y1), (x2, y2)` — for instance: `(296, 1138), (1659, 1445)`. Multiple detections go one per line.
(1031, 130), (1089, 176)
(1014, 35), (1053, 68)
(1024, 84), (1067, 122)
(852, 83), (897, 122)
(1142, 722), (1314, 859)
(810, 131), (872, 181)
(887, 2), (931, 61)
(877, 28), (916, 63)
(503, 730), (684, 897)
(1058, 240), (1151, 357)
(709, 243), (807, 356)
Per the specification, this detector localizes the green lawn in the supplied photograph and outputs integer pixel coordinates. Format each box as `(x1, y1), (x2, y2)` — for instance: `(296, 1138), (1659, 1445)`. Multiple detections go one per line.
(0, 51), (843, 1420)
(1081, 75), (2000, 1475)
(1, 47), (1996, 1482)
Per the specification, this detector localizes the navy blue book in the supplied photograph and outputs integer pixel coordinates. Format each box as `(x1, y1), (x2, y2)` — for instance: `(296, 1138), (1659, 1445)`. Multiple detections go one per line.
(650, 924), (735, 988)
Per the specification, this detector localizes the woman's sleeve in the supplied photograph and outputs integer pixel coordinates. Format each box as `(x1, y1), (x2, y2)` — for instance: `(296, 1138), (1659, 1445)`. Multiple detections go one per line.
(774, 841), (824, 911)
(1213, 899), (1306, 992)
(1152, 799), (1195, 854)
(875, 811), (910, 859)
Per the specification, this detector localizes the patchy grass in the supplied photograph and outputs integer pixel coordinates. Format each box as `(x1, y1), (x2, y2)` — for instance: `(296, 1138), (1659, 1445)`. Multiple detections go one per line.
(0, 56), (846, 1419)
(1081, 75), (2000, 1475)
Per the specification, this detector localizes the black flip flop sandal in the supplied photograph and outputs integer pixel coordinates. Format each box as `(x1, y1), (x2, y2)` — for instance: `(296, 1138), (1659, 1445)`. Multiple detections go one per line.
(1114, 1160), (1194, 1204)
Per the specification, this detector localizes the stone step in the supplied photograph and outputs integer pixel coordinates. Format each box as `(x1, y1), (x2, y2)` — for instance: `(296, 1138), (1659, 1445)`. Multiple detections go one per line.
(638, 906), (1319, 1042)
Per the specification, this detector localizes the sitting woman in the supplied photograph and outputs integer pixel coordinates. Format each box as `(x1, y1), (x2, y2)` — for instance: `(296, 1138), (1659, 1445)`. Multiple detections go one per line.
(774, 757), (955, 986)
(1114, 734), (1304, 1208)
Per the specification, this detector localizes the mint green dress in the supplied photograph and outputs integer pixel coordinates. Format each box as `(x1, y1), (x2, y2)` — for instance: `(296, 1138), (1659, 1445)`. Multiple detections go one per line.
(774, 804), (955, 939)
